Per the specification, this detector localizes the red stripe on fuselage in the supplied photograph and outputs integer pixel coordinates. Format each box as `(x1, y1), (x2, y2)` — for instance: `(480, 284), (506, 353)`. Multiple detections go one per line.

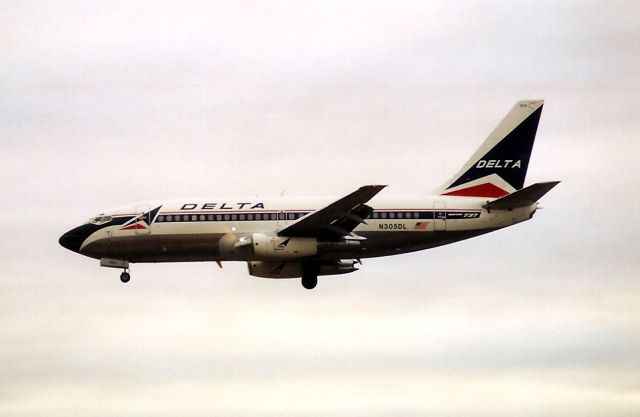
(443, 183), (509, 198)
(121, 223), (147, 230)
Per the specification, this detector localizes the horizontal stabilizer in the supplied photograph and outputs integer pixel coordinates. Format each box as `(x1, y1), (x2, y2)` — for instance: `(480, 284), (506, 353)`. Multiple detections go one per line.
(483, 181), (560, 210)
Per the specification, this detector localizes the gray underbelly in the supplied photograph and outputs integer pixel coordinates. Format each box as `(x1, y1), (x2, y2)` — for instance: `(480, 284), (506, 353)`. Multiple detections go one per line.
(81, 229), (494, 263)
(351, 229), (493, 258)
(82, 233), (225, 263)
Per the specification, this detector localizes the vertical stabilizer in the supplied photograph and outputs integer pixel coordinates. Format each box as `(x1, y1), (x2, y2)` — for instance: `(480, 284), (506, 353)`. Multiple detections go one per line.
(437, 100), (544, 198)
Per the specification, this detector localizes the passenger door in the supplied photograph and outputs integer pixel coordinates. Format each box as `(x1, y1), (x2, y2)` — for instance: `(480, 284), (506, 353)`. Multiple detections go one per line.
(434, 201), (446, 231)
(135, 204), (151, 235)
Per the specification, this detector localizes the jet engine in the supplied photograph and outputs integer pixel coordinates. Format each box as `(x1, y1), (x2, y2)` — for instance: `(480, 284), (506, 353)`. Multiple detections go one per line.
(219, 232), (362, 261)
(252, 233), (317, 259)
(247, 259), (358, 279)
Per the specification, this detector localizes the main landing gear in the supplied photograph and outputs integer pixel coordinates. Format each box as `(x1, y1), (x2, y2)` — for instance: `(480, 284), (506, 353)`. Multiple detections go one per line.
(120, 269), (131, 283)
(301, 274), (317, 290)
(301, 264), (319, 290)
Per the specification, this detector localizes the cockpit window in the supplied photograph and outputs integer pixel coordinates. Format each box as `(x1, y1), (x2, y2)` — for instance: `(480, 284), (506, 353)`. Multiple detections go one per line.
(89, 215), (113, 225)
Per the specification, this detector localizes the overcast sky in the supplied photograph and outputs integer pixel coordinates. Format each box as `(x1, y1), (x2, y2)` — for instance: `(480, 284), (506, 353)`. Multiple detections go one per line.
(1, 1), (639, 416)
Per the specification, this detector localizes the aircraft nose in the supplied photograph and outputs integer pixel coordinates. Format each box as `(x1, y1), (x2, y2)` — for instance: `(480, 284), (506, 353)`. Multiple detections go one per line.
(59, 225), (91, 253)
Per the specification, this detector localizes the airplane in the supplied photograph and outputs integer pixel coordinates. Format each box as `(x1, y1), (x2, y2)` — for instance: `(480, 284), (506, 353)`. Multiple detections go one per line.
(59, 100), (559, 289)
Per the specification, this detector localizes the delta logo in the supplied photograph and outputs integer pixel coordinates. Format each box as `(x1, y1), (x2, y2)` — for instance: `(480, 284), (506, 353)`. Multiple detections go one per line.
(119, 206), (162, 231)
(276, 238), (291, 250)
(120, 222), (147, 231)
(120, 215), (148, 231)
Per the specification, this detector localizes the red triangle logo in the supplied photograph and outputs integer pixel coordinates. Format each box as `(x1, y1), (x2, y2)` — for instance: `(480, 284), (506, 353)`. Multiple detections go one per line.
(443, 183), (509, 198)
(121, 223), (147, 231)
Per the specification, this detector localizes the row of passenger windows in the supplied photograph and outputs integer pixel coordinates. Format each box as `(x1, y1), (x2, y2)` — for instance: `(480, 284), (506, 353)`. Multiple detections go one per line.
(156, 212), (309, 223)
(371, 212), (421, 219)
(155, 211), (429, 223)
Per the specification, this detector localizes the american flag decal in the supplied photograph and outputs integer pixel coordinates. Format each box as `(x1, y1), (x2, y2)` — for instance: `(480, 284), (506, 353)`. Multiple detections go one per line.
(414, 222), (428, 230)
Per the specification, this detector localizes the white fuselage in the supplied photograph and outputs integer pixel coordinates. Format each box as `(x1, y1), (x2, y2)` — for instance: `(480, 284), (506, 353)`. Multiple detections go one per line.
(73, 194), (536, 264)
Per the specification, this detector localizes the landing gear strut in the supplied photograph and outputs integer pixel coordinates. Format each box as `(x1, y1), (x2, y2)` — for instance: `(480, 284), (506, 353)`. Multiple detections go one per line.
(120, 269), (131, 283)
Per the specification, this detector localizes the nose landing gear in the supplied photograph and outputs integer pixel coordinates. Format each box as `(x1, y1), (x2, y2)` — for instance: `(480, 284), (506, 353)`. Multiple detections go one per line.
(99, 259), (131, 283)
(120, 269), (131, 283)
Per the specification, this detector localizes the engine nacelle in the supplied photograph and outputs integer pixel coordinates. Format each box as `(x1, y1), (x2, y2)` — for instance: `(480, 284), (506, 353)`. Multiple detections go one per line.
(248, 261), (304, 278)
(247, 259), (359, 279)
(252, 233), (317, 260)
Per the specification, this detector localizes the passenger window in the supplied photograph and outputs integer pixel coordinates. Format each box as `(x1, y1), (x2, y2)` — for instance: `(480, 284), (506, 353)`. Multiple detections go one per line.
(413, 212), (419, 219)
(389, 212), (395, 219)
(207, 215), (213, 221)
(373, 212), (379, 219)
(224, 214), (230, 221)
(216, 214), (222, 221)
(247, 214), (254, 220)
(381, 212), (387, 219)
(199, 215), (205, 221)
(239, 214), (245, 221)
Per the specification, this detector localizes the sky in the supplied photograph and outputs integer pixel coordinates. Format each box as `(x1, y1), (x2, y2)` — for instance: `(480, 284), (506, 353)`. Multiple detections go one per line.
(1, 1), (639, 416)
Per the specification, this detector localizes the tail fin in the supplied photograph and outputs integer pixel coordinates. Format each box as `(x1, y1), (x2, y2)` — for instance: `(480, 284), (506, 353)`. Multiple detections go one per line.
(437, 100), (544, 198)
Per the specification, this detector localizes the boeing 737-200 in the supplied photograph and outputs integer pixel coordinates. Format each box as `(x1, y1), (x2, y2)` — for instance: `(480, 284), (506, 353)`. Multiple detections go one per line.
(60, 100), (559, 289)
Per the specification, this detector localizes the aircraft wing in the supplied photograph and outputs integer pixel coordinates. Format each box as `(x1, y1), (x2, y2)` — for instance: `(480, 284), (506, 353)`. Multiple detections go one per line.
(278, 185), (386, 239)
